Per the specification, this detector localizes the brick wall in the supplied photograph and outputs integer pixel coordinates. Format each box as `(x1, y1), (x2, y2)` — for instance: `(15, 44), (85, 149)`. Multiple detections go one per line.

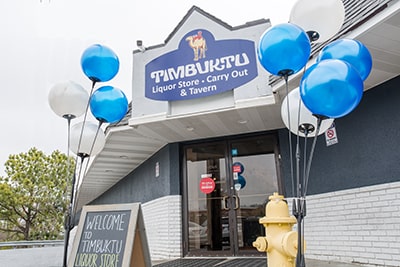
(139, 183), (400, 265)
(296, 182), (400, 266)
(142, 195), (182, 261)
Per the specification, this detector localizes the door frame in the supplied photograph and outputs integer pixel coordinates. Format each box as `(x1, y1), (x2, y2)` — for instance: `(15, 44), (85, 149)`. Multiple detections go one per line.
(181, 132), (283, 257)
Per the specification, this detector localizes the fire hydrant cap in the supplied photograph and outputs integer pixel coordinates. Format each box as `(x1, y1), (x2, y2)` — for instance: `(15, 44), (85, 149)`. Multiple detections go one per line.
(259, 192), (296, 224)
(282, 231), (298, 257)
(253, 236), (268, 252)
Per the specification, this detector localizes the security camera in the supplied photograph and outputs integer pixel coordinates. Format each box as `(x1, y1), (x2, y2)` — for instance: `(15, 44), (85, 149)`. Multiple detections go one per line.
(136, 40), (145, 52)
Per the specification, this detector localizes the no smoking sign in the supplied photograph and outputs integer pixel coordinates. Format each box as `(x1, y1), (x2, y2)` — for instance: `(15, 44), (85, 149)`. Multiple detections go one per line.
(327, 129), (335, 138)
(325, 123), (338, 146)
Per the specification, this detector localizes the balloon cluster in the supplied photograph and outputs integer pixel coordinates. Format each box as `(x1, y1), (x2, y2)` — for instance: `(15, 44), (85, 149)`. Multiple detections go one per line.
(81, 44), (129, 125)
(49, 44), (129, 157)
(48, 45), (129, 267)
(258, 0), (372, 136)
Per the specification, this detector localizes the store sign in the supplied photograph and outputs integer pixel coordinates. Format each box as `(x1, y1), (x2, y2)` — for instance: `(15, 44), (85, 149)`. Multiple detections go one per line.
(199, 176), (216, 194)
(145, 29), (258, 101)
(69, 203), (151, 267)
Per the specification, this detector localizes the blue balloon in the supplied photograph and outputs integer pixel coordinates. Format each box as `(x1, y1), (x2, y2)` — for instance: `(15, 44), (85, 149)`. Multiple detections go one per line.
(81, 44), (120, 82)
(238, 175), (246, 189)
(258, 23), (311, 76)
(317, 39), (372, 81)
(300, 59), (364, 118)
(90, 86), (128, 123)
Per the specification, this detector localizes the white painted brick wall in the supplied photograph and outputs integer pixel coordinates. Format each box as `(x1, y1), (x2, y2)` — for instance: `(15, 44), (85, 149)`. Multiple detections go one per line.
(142, 195), (182, 261)
(288, 181), (400, 267)
(139, 183), (400, 265)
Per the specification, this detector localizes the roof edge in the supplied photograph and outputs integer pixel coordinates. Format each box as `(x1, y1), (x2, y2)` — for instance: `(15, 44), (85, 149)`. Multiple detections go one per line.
(133, 5), (270, 53)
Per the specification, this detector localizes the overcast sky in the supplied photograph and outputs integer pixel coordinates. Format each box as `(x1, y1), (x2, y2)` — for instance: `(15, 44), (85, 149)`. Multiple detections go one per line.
(0, 0), (295, 175)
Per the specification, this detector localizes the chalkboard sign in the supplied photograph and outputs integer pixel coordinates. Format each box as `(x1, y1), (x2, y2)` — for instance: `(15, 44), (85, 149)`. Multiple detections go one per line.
(68, 203), (151, 267)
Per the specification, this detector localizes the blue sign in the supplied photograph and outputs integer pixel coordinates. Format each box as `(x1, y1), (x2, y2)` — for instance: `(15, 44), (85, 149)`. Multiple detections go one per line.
(145, 29), (258, 101)
(231, 148), (238, 156)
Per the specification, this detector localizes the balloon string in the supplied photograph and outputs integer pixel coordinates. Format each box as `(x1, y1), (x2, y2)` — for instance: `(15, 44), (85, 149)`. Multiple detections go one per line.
(295, 84), (302, 198)
(298, 65), (308, 198)
(302, 131), (308, 197)
(74, 82), (95, 170)
(74, 84), (95, 166)
(64, 117), (72, 201)
(70, 82), (96, 223)
(304, 117), (322, 196)
(62, 116), (73, 267)
(92, 80), (97, 91)
(71, 156), (86, 220)
(61, 66), (97, 267)
(67, 117), (72, 159)
(284, 74), (295, 198)
(81, 121), (104, 180)
(296, 67), (306, 138)
(65, 116), (75, 226)
(295, 141), (301, 198)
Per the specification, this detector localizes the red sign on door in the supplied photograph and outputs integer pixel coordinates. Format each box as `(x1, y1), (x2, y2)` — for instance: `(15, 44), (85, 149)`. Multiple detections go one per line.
(233, 165), (241, 173)
(199, 177), (215, 194)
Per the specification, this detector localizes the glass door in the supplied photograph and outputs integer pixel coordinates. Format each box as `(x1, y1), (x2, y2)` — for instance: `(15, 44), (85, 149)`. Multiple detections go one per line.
(185, 142), (232, 255)
(184, 134), (280, 256)
(229, 136), (280, 255)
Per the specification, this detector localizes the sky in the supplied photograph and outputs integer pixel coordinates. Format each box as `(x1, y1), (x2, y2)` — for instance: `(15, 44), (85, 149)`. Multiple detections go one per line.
(0, 0), (296, 175)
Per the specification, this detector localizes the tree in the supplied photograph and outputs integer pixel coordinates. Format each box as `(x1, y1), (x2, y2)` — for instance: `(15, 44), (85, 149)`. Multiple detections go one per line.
(0, 147), (75, 241)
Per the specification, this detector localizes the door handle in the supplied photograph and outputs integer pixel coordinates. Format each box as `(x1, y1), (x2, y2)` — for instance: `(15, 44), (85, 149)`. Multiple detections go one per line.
(222, 196), (229, 210)
(232, 195), (239, 210)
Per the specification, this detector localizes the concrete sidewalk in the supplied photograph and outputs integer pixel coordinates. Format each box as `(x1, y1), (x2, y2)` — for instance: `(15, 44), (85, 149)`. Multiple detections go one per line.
(0, 246), (364, 267)
(307, 259), (362, 267)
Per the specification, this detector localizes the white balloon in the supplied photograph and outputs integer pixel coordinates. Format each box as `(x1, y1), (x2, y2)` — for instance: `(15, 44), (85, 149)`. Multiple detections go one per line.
(70, 121), (105, 157)
(289, 0), (345, 42)
(48, 81), (89, 119)
(281, 88), (334, 137)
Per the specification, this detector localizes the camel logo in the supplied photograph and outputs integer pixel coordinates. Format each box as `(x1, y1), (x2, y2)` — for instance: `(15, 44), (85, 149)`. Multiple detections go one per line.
(145, 29), (258, 101)
(185, 31), (207, 61)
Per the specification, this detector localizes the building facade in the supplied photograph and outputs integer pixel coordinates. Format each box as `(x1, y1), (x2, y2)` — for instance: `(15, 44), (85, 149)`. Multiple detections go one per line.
(76, 2), (400, 266)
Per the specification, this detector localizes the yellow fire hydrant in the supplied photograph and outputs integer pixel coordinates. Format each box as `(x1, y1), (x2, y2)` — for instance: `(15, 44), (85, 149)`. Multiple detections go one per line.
(253, 192), (301, 267)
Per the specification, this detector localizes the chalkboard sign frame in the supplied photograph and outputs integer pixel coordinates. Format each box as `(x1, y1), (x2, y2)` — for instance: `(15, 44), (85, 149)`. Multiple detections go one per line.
(68, 203), (151, 267)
